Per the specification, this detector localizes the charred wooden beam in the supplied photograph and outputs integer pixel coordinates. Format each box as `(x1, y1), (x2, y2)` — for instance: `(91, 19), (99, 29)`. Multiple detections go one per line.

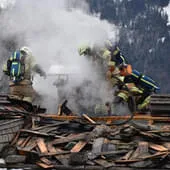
(20, 129), (58, 137)
(38, 114), (170, 122)
(51, 132), (89, 145)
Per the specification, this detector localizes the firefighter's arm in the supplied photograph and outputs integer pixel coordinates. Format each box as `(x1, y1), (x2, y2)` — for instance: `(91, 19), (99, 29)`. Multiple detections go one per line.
(30, 56), (46, 78)
(33, 64), (46, 78)
(102, 49), (111, 62)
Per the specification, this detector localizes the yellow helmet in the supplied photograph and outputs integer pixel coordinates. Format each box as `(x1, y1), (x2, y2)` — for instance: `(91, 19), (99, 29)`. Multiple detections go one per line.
(113, 46), (120, 56)
(78, 45), (91, 56)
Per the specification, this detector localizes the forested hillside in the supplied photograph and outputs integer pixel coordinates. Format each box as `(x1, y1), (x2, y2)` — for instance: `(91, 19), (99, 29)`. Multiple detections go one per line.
(87, 0), (170, 93)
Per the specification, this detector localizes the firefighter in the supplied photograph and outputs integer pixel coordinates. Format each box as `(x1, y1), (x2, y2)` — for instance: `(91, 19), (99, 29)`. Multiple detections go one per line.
(105, 44), (129, 91)
(116, 66), (160, 110)
(3, 46), (46, 103)
(78, 43), (108, 75)
(78, 44), (104, 63)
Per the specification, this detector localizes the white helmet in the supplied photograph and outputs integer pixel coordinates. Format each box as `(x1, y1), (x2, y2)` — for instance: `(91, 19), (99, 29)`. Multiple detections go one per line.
(20, 46), (32, 55)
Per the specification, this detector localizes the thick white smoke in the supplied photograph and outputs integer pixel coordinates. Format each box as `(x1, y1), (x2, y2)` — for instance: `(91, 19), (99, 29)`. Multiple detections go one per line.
(0, 0), (119, 113)
(0, 0), (15, 8)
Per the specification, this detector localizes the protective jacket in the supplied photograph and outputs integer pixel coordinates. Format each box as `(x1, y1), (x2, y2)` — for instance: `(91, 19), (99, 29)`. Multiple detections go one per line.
(3, 50), (46, 103)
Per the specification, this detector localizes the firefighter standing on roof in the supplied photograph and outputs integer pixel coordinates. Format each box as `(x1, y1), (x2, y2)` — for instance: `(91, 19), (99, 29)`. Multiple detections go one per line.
(3, 46), (46, 103)
(117, 66), (160, 110)
(105, 45), (128, 89)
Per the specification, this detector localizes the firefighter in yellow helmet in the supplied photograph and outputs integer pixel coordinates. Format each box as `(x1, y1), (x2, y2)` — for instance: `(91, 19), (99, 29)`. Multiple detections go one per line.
(78, 43), (108, 75)
(105, 44), (128, 90)
(3, 46), (46, 104)
(115, 65), (160, 110)
(78, 44), (103, 62)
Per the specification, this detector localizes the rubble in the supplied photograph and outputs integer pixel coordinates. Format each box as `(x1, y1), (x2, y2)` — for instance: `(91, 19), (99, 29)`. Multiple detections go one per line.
(0, 94), (170, 169)
(2, 114), (170, 170)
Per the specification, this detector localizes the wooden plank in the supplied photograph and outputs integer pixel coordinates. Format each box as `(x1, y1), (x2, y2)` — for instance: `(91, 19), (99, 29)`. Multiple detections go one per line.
(33, 121), (68, 131)
(17, 146), (38, 156)
(20, 136), (31, 148)
(121, 150), (134, 160)
(139, 131), (161, 139)
(57, 104), (62, 116)
(115, 152), (168, 163)
(47, 144), (69, 165)
(47, 143), (57, 153)
(51, 132), (89, 145)
(94, 159), (115, 168)
(25, 138), (37, 151)
(139, 151), (168, 160)
(20, 129), (55, 137)
(40, 150), (70, 157)
(11, 131), (21, 145)
(82, 114), (96, 124)
(71, 141), (87, 153)
(17, 138), (37, 152)
(130, 142), (149, 159)
(38, 114), (170, 122)
(47, 143), (65, 154)
(37, 138), (48, 153)
(54, 154), (70, 165)
(36, 162), (54, 169)
(88, 150), (127, 160)
(40, 157), (53, 165)
(46, 143), (70, 159)
(149, 143), (168, 152)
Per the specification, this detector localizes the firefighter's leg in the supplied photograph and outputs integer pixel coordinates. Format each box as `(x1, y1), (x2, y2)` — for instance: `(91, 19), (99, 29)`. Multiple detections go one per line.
(9, 85), (24, 100)
(20, 85), (36, 104)
(137, 96), (151, 110)
(114, 90), (129, 104)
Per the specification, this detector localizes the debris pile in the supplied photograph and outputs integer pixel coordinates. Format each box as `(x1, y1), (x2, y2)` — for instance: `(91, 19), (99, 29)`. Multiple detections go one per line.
(3, 116), (170, 170)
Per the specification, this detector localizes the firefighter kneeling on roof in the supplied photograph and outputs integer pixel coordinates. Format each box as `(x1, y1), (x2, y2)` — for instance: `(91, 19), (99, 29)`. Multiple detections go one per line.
(3, 46), (46, 103)
(116, 64), (160, 111)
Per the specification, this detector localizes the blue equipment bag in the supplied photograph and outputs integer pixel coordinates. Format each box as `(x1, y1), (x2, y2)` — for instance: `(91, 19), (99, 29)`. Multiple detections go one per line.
(131, 70), (160, 92)
(8, 51), (25, 83)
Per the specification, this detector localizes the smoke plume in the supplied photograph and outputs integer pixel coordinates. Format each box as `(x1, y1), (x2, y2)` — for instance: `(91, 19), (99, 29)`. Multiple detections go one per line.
(0, 0), (119, 113)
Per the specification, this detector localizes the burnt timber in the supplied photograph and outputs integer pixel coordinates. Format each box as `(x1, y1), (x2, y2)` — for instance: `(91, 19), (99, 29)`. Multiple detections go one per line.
(0, 94), (25, 152)
(0, 94), (170, 169)
(150, 94), (170, 115)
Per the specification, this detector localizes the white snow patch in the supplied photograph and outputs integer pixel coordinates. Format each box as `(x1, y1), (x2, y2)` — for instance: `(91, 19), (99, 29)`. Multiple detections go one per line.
(164, 3), (170, 24)
(161, 37), (166, 43)
(149, 49), (153, 53)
